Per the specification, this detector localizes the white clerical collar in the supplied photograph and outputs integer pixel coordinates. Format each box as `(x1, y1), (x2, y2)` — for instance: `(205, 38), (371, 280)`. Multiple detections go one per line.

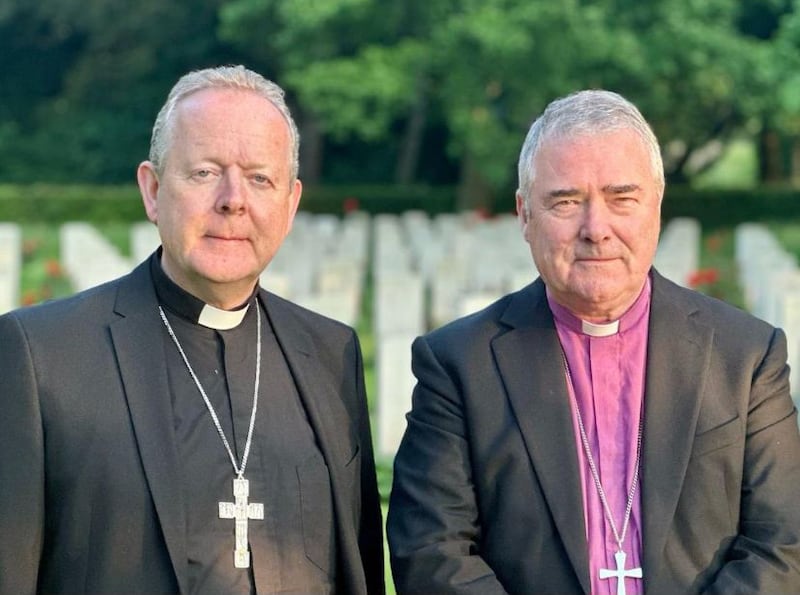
(580, 319), (620, 337)
(198, 302), (251, 330)
(150, 251), (256, 330)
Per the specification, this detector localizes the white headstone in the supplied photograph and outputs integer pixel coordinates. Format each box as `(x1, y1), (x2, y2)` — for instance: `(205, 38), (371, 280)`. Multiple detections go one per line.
(60, 223), (133, 291)
(373, 272), (425, 337)
(130, 222), (161, 264)
(654, 218), (701, 287)
(376, 333), (416, 457)
(0, 223), (22, 314)
(734, 223), (799, 404)
(736, 224), (793, 317)
(770, 273), (800, 403)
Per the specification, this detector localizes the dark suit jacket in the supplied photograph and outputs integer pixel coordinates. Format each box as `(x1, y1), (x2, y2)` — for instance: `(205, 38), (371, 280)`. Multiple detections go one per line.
(388, 271), (800, 594)
(0, 258), (384, 595)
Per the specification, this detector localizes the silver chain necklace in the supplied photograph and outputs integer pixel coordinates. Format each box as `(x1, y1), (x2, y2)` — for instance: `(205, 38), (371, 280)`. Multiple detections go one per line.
(562, 351), (644, 595)
(159, 303), (264, 569)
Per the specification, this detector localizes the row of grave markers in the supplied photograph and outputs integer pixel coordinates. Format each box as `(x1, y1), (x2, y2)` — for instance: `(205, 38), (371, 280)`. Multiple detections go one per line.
(0, 216), (795, 454)
(736, 223), (800, 408)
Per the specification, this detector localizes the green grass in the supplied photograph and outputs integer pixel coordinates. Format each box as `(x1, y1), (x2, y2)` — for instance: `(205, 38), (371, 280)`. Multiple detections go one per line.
(769, 222), (800, 260)
(99, 222), (132, 255)
(19, 222), (134, 302)
(693, 222), (800, 311)
(692, 138), (759, 190)
(19, 224), (74, 305)
(695, 227), (746, 310)
(383, 503), (396, 594)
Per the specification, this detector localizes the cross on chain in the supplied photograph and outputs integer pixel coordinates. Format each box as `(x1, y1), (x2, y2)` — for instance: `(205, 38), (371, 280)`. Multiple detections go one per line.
(218, 477), (264, 568)
(598, 550), (643, 595)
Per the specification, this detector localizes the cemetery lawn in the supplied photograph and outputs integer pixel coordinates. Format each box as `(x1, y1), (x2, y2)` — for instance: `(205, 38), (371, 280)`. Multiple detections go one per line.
(20, 223), (132, 304)
(695, 222), (800, 313)
(697, 227), (745, 310)
(20, 224), (73, 305)
(770, 223), (800, 260)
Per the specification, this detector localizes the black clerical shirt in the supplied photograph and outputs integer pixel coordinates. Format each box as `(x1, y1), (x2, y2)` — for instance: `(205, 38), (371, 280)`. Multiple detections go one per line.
(152, 256), (337, 594)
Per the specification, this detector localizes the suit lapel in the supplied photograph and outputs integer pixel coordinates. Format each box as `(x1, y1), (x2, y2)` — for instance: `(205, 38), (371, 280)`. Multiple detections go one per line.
(263, 292), (365, 594)
(493, 281), (591, 593)
(109, 262), (188, 594)
(641, 272), (713, 585)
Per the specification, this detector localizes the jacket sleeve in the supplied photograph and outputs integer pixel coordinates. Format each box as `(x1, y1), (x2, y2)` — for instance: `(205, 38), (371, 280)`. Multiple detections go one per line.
(0, 312), (45, 595)
(705, 327), (800, 593)
(387, 335), (509, 595)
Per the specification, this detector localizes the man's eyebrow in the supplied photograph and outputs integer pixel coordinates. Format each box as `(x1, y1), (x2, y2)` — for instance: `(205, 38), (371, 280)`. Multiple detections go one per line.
(603, 183), (641, 194)
(544, 183), (641, 199)
(547, 188), (582, 198)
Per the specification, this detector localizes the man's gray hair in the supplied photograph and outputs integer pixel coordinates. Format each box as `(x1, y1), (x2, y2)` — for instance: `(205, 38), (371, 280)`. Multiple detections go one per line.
(148, 65), (300, 180)
(517, 90), (664, 205)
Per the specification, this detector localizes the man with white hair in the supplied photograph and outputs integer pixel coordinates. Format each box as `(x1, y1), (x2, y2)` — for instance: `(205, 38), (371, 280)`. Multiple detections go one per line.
(388, 89), (800, 594)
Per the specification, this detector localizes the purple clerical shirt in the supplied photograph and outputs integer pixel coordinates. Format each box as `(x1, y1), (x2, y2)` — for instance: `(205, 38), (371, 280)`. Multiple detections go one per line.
(548, 277), (651, 595)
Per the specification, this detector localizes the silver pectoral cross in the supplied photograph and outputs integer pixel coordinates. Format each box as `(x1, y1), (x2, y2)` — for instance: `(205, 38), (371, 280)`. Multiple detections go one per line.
(218, 477), (264, 568)
(599, 550), (643, 595)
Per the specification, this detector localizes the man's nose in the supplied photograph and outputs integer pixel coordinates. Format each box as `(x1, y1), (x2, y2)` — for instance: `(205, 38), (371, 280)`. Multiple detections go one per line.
(216, 171), (247, 213)
(580, 199), (612, 242)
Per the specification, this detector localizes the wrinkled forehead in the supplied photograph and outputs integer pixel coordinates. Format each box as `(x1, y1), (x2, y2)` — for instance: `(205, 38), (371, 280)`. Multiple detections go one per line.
(165, 89), (294, 158)
(534, 128), (662, 190)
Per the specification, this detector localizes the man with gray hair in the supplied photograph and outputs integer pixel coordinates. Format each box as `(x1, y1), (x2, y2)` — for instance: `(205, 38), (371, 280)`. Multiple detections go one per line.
(0, 65), (384, 594)
(388, 89), (800, 594)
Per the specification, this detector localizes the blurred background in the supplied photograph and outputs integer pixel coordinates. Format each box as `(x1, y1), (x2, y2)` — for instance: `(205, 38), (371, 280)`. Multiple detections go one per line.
(1, 0), (800, 200)
(2, 1), (800, 591)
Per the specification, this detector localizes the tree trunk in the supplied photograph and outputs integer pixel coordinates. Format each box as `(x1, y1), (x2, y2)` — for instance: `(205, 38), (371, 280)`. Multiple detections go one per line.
(790, 136), (800, 187)
(394, 82), (429, 184)
(456, 153), (494, 212)
(298, 112), (323, 184)
(758, 128), (783, 183)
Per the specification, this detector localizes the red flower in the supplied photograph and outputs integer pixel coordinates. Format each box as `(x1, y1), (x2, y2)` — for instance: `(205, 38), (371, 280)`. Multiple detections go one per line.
(21, 291), (39, 306)
(45, 259), (63, 278)
(342, 197), (360, 213)
(474, 207), (491, 220)
(688, 268), (719, 288)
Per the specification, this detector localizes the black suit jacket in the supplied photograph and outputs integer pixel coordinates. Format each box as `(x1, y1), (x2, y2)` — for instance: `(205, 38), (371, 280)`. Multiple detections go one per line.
(0, 258), (384, 595)
(388, 271), (800, 594)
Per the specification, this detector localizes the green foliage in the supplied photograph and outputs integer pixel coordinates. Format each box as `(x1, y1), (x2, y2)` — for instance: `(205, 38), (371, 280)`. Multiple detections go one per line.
(3, 0), (800, 203)
(0, 183), (458, 222)
(19, 224), (74, 305)
(299, 184), (457, 214)
(0, 0), (239, 183)
(663, 186), (800, 229)
(771, 2), (800, 133)
(769, 222), (800, 259)
(696, 228), (745, 309)
(0, 184), (145, 222)
(286, 41), (425, 142)
(693, 138), (759, 189)
(0, 183), (795, 227)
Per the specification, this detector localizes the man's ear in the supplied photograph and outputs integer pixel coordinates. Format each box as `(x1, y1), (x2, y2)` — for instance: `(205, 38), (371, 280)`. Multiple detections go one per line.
(285, 178), (303, 233)
(137, 161), (160, 224)
(516, 192), (529, 226)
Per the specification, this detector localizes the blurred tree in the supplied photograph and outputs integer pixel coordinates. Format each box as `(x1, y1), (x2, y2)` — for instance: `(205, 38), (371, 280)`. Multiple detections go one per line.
(426, 0), (645, 208)
(219, 0), (439, 184)
(763, 0), (800, 183)
(0, 0), (240, 182)
(1, 0), (799, 203)
(221, 0), (796, 207)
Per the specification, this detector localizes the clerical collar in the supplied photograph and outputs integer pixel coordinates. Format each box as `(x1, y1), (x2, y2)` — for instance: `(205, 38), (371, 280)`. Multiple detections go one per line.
(149, 250), (255, 330)
(546, 276), (652, 337)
